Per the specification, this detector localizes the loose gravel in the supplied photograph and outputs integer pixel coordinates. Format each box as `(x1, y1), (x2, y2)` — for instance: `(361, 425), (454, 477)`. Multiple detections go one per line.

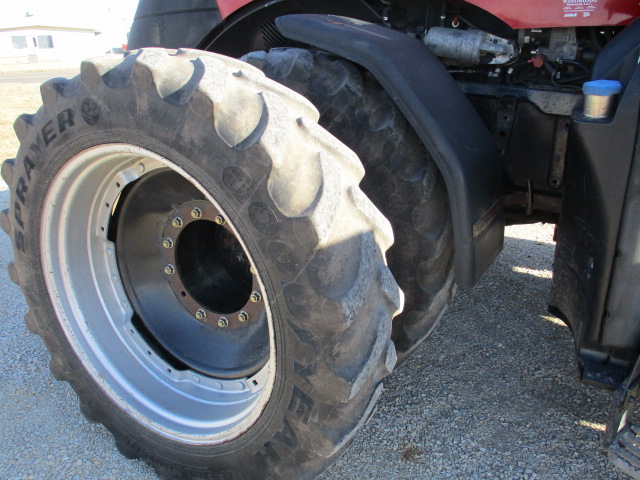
(0, 76), (628, 480)
(0, 194), (626, 479)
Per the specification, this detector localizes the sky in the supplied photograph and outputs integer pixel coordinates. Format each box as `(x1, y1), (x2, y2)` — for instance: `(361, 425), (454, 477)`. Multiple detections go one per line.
(3, 0), (139, 31)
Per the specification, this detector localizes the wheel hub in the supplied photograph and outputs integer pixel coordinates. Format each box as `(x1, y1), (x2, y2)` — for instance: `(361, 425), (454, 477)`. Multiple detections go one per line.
(40, 144), (275, 442)
(161, 199), (263, 330)
(114, 168), (269, 379)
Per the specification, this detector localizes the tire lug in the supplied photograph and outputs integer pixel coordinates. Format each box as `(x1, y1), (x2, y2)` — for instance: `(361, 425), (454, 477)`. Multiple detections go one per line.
(164, 264), (175, 275)
(250, 291), (262, 303)
(214, 215), (226, 225)
(191, 207), (202, 219)
(238, 311), (249, 322)
(195, 309), (207, 320)
(172, 217), (183, 228)
(162, 238), (174, 249)
(218, 317), (229, 328)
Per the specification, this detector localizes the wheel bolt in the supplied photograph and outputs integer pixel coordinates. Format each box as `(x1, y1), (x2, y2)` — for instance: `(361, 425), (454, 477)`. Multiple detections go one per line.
(238, 311), (249, 322)
(218, 317), (229, 328)
(191, 207), (202, 219)
(164, 264), (175, 275)
(162, 238), (174, 249)
(195, 309), (207, 320)
(214, 215), (226, 225)
(250, 291), (262, 303)
(172, 217), (183, 228)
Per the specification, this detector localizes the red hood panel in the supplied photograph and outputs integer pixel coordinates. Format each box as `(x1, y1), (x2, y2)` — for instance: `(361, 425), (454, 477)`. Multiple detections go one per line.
(219, 0), (640, 28)
(219, 0), (253, 18)
(467, 0), (640, 29)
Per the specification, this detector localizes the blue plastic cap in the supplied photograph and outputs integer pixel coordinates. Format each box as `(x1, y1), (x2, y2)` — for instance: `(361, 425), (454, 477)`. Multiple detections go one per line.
(583, 79), (623, 96)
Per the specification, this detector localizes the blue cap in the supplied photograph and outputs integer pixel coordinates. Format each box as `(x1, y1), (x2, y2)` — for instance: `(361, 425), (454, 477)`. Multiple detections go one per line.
(583, 79), (623, 96)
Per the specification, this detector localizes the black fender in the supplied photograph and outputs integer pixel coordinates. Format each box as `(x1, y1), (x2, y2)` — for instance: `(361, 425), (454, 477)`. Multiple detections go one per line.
(276, 14), (504, 288)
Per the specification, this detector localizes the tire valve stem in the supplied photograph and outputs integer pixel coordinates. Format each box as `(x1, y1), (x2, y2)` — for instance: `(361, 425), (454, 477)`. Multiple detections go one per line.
(218, 317), (229, 328)
(164, 264), (175, 275)
(195, 309), (207, 321)
(172, 217), (183, 228)
(238, 311), (249, 322)
(191, 207), (202, 219)
(162, 238), (174, 249)
(214, 215), (226, 225)
(250, 291), (262, 303)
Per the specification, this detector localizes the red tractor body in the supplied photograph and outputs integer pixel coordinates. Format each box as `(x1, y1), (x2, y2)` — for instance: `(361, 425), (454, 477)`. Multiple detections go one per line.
(218, 0), (640, 27)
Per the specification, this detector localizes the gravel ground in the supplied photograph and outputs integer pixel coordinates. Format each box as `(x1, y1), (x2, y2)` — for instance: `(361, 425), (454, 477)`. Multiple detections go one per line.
(0, 75), (628, 479)
(0, 203), (627, 479)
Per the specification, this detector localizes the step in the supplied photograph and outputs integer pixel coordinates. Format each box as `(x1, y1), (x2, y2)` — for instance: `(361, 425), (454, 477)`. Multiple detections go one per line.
(610, 424), (640, 479)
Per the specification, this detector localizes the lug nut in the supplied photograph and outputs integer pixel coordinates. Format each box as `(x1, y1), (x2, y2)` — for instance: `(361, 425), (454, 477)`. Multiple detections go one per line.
(250, 266), (257, 275)
(238, 311), (249, 322)
(195, 309), (207, 320)
(218, 317), (229, 328)
(191, 207), (202, 219)
(250, 291), (262, 303)
(214, 215), (226, 225)
(162, 238), (174, 249)
(172, 217), (183, 228)
(164, 264), (175, 275)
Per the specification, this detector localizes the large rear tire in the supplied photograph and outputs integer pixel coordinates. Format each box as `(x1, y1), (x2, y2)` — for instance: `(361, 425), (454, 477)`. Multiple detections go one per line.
(0, 49), (401, 480)
(243, 48), (456, 361)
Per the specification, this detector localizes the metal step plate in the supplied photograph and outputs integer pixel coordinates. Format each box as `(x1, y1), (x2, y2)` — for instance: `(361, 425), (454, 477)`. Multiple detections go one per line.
(610, 425), (640, 479)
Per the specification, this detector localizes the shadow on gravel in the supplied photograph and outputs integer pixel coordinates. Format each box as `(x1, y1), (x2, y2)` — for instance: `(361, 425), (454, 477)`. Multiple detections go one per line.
(0, 213), (624, 479)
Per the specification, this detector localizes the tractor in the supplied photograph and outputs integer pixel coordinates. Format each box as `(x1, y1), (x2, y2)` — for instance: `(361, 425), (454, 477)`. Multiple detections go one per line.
(2, 0), (640, 478)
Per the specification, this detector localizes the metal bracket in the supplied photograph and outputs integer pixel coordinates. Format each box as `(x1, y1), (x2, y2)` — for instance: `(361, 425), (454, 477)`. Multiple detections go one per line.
(548, 118), (570, 189)
(495, 96), (517, 158)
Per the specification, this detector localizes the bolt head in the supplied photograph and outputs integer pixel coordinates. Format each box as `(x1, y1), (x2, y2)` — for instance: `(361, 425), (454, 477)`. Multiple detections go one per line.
(250, 291), (262, 303)
(195, 309), (207, 320)
(164, 264), (175, 275)
(191, 207), (202, 219)
(162, 238), (174, 249)
(214, 215), (226, 225)
(172, 217), (183, 228)
(238, 311), (249, 322)
(218, 317), (229, 328)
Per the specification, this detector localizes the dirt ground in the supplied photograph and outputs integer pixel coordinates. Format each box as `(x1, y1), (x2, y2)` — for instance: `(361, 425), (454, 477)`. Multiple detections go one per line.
(0, 83), (42, 166)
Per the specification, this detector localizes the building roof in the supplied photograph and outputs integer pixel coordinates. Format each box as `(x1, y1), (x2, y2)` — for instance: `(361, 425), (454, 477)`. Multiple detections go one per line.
(0, 12), (100, 32)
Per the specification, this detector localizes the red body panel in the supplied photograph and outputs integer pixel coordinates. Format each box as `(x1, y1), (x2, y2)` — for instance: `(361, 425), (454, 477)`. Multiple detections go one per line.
(468, 0), (640, 29)
(218, 0), (640, 27)
(219, 0), (253, 18)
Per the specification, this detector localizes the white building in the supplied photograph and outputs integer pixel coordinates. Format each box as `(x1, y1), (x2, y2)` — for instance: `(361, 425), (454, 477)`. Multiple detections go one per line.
(0, 12), (129, 64)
